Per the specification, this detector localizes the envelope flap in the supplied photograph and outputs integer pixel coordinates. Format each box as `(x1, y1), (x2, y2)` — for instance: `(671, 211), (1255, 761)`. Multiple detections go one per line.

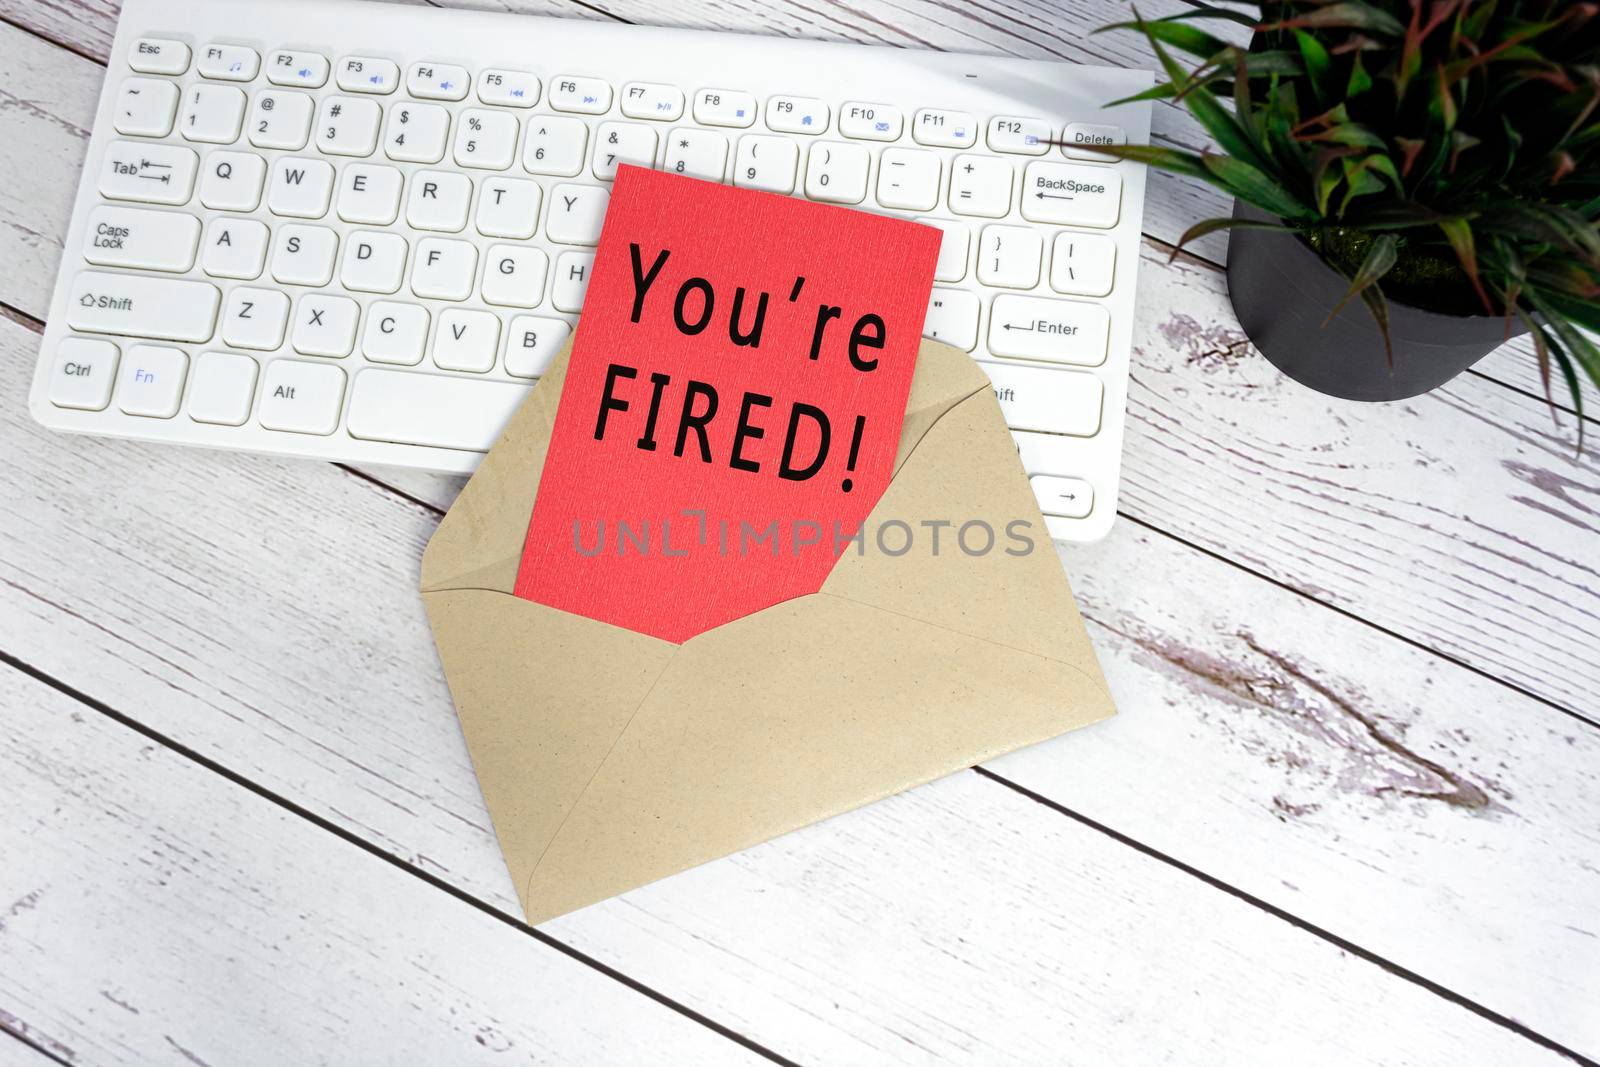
(419, 335), (991, 596)
(519, 592), (1114, 924)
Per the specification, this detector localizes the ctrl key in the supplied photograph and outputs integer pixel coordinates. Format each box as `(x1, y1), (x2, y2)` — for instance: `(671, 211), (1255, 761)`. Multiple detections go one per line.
(48, 337), (119, 410)
(258, 359), (346, 436)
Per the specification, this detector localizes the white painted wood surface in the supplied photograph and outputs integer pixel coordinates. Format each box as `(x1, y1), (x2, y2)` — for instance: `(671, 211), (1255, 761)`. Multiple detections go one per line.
(0, 665), (769, 1067)
(1, 655), (1583, 1067)
(1, 0), (1596, 1063)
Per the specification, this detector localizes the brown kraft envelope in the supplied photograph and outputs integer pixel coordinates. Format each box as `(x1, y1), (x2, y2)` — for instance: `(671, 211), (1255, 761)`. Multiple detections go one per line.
(421, 333), (1116, 924)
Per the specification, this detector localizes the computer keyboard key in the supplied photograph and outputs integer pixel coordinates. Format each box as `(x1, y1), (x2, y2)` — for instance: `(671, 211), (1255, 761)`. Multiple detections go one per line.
(408, 62), (471, 101)
(804, 142), (869, 204)
(384, 103), (451, 163)
(523, 117), (588, 176)
(1061, 122), (1126, 161)
(976, 225), (1042, 289)
(1029, 474), (1094, 519)
(48, 338), (119, 411)
(98, 141), (198, 205)
(338, 56), (400, 94)
(317, 96), (383, 156)
(949, 156), (1013, 218)
(340, 231), (408, 293)
(268, 157), (335, 218)
(1050, 232), (1116, 297)
(922, 288), (979, 351)
(432, 309), (502, 373)
(920, 218), (970, 282)
(188, 351), (259, 426)
(267, 50), (330, 88)
(481, 245), (549, 308)
(550, 76), (612, 114)
(411, 238), (479, 300)
(552, 252), (594, 312)
(476, 177), (542, 238)
(130, 38), (189, 75)
(546, 184), (609, 245)
(913, 108), (976, 148)
(67, 272), (219, 343)
(663, 128), (728, 181)
(405, 170), (473, 231)
(250, 90), (315, 150)
(83, 205), (200, 272)
(362, 301), (430, 364)
(987, 294), (1110, 366)
(292, 294), (361, 356)
(198, 44), (261, 82)
(271, 224), (339, 287)
(593, 122), (658, 180)
(1021, 161), (1122, 228)
(767, 95), (828, 134)
(348, 370), (531, 451)
(258, 360), (346, 436)
(117, 344), (188, 418)
(840, 102), (903, 141)
(454, 108), (520, 170)
(202, 218), (270, 279)
(200, 151), (266, 210)
(981, 361), (1103, 437)
(180, 84), (247, 144)
(504, 316), (572, 378)
(478, 69), (540, 107)
(220, 286), (290, 350)
(693, 89), (756, 128)
(115, 78), (178, 137)
(337, 164), (404, 225)
(876, 148), (940, 211)
(734, 135), (798, 193)
(987, 116), (1051, 155)
(622, 82), (685, 121)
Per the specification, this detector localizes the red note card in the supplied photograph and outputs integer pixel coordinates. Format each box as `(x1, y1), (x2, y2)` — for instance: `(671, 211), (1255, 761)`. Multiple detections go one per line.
(513, 165), (941, 643)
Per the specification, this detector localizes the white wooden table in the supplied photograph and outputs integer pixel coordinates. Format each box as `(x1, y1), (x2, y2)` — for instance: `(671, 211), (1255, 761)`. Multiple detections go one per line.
(1, 1), (1596, 1064)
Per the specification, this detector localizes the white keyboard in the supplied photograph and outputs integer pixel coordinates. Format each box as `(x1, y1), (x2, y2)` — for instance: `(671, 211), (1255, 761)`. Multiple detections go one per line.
(30, 0), (1153, 541)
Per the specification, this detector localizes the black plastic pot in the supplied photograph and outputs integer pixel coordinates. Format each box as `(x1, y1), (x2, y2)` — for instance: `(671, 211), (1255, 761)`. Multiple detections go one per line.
(1224, 201), (1525, 401)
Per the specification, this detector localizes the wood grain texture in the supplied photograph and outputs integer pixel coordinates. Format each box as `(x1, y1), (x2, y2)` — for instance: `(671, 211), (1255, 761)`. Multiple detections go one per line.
(0, 657), (1578, 1067)
(0, 665), (769, 1067)
(0, 1030), (59, 1067)
(1, 298), (1594, 1058)
(1120, 245), (1600, 721)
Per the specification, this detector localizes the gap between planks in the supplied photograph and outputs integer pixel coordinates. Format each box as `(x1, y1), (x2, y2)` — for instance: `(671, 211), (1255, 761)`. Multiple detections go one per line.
(0, 646), (804, 1067)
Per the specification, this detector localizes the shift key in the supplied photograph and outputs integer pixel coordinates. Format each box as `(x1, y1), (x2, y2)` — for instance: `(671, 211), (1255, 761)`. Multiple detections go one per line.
(67, 271), (220, 343)
(988, 294), (1109, 366)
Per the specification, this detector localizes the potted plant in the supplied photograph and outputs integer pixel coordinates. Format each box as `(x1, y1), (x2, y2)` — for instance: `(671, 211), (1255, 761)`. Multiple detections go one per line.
(1095, 0), (1599, 416)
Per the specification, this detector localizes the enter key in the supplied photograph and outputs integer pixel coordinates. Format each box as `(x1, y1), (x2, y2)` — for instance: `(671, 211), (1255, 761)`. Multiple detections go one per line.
(987, 294), (1109, 366)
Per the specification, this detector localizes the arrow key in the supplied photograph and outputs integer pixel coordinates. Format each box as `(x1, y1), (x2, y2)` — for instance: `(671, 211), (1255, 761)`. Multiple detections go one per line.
(1029, 474), (1095, 519)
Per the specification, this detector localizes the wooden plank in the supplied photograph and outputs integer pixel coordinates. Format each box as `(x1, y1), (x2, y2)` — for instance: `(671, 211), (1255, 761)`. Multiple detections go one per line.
(3, 311), (1596, 1058)
(0, 663), (1576, 1066)
(0, 666), (768, 1067)
(1119, 243), (1600, 720)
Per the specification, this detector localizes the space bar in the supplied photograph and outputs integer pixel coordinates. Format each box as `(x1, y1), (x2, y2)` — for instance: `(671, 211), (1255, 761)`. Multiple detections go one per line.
(347, 369), (533, 452)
